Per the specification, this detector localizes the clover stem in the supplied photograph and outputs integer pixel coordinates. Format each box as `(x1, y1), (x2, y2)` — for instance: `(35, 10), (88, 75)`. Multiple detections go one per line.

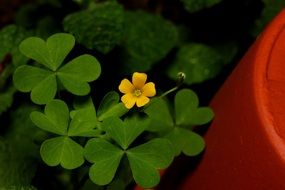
(159, 72), (186, 98)
(159, 86), (179, 98)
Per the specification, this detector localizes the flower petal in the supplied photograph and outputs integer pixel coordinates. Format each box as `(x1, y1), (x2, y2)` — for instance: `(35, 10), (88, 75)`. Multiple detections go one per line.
(142, 82), (156, 97)
(121, 93), (136, 109)
(136, 96), (150, 107)
(119, 79), (135, 94)
(132, 72), (147, 89)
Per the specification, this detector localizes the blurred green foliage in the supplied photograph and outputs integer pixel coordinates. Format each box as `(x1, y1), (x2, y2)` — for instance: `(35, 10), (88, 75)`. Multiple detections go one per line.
(0, 25), (31, 67)
(0, 105), (39, 189)
(121, 11), (178, 72)
(181, 0), (222, 13)
(63, 1), (124, 54)
(253, 0), (285, 35)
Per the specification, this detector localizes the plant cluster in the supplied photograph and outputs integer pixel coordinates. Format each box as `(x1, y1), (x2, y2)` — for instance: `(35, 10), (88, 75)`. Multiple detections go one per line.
(13, 33), (214, 189)
(0, 0), (282, 189)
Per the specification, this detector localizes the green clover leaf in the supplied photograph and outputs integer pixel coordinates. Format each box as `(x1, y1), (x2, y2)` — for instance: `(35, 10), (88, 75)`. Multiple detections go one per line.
(30, 99), (103, 169)
(144, 89), (214, 156)
(97, 91), (128, 121)
(175, 89), (214, 126)
(30, 100), (84, 169)
(126, 138), (174, 188)
(12, 65), (53, 91)
(31, 99), (100, 138)
(144, 98), (174, 132)
(84, 138), (124, 185)
(40, 136), (84, 169)
(69, 97), (101, 137)
(13, 33), (101, 105)
(68, 112), (101, 137)
(84, 116), (174, 188)
(165, 127), (205, 156)
(102, 116), (149, 150)
(57, 54), (101, 95)
(71, 97), (97, 120)
(69, 93), (128, 135)
(19, 33), (75, 71)
(30, 99), (69, 135)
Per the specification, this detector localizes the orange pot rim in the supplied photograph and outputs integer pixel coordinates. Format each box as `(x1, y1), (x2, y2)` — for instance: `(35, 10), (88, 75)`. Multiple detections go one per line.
(253, 9), (285, 162)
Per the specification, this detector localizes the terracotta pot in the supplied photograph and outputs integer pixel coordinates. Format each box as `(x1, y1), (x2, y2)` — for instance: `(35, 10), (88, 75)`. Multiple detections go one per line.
(136, 9), (285, 190)
(180, 9), (285, 190)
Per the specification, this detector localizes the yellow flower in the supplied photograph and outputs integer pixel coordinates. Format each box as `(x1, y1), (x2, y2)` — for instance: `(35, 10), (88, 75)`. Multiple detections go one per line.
(119, 72), (156, 109)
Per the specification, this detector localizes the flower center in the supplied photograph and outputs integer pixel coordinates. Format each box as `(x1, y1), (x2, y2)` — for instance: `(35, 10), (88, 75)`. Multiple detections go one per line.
(133, 89), (142, 97)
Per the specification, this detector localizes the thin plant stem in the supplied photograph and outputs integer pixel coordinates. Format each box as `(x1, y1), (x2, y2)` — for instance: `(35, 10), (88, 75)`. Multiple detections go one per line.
(159, 72), (186, 98)
(159, 86), (179, 98)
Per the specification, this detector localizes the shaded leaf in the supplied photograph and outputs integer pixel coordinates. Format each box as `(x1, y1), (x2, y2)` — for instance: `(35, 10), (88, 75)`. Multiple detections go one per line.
(121, 11), (178, 72)
(0, 105), (40, 188)
(68, 113), (100, 137)
(69, 97), (100, 137)
(71, 97), (97, 120)
(81, 179), (104, 190)
(181, 0), (221, 13)
(35, 16), (61, 38)
(106, 179), (125, 190)
(0, 25), (31, 67)
(144, 98), (174, 132)
(110, 156), (133, 190)
(253, 0), (285, 36)
(15, 4), (39, 28)
(212, 42), (238, 65)
(168, 43), (223, 84)
(97, 91), (128, 121)
(0, 64), (14, 89)
(0, 86), (17, 114)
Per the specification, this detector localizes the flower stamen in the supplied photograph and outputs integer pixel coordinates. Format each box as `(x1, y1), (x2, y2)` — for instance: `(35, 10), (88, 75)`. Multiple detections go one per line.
(133, 89), (142, 97)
